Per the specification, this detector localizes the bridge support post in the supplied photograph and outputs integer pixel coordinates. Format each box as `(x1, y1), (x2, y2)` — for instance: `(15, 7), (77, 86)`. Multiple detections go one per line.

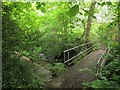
(64, 51), (65, 63)
(68, 51), (69, 60)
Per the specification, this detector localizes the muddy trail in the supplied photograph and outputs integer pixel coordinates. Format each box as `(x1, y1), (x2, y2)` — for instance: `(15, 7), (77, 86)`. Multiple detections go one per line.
(44, 41), (106, 88)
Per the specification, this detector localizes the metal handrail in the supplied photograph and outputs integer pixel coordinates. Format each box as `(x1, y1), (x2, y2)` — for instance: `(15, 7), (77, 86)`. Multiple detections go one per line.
(64, 41), (95, 52)
(97, 47), (108, 65)
(64, 45), (95, 63)
(96, 44), (111, 74)
(64, 40), (96, 64)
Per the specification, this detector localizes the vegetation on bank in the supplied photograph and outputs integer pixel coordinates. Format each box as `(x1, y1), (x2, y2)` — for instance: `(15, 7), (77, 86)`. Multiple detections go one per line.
(2, 2), (119, 88)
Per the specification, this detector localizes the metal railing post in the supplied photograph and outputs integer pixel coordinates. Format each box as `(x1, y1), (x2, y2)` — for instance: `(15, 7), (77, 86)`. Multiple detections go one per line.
(68, 51), (69, 60)
(64, 51), (65, 63)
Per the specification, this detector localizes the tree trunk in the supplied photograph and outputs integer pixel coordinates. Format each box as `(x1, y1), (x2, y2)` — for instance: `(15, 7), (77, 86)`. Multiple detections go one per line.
(62, 20), (68, 50)
(118, 2), (120, 43)
(85, 2), (96, 43)
(80, 24), (86, 40)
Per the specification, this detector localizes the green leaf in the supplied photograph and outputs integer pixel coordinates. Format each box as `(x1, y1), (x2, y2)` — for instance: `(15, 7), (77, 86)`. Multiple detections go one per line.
(107, 2), (112, 5)
(67, 5), (79, 18)
(101, 2), (106, 6)
(41, 7), (46, 12)
(79, 12), (83, 15)
(36, 3), (41, 9)
(84, 10), (89, 16)
(69, 25), (75, 28)
(82, 82), (90, 87)
(84, 9), (96, 19)
(81, 20), (85, 24)
(101, 76), (108, 81)
(79, 68), (92, 72)
(92, 15), (97, 19)
(97, 2), (101, 5)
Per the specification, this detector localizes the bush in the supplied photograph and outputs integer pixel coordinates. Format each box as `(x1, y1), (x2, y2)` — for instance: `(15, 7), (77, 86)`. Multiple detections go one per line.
(2, 56), (44, 88)
(51, 63), (65, 75)
(87, 44), (120, 88)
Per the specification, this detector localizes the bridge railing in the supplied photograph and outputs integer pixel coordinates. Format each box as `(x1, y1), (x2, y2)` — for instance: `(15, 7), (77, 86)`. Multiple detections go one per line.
(96, 44), (110, 74)
(64, 40), (96, 64)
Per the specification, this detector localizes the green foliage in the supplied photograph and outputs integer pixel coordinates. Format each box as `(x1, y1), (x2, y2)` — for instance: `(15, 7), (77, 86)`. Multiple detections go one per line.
(67, 5), (79, 18)
(79, 68), (92, 72)
(51, 63), (65, 75)
(97, 2), (112, 6)
(83, 44), (120, 88)
(93, 42), (100, 50)
(52, 63), (65, 72)
(2, 56), (44, 88)
(28, 79), (44, 88)
(90, 79), (119, 88)
(83, 9), (96, 19)
(82, 82), (90, 87)
(2, 1), (119, 88)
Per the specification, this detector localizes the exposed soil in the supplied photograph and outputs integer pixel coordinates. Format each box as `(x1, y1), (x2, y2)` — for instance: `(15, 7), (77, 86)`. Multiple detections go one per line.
(44, 41), (106, 88)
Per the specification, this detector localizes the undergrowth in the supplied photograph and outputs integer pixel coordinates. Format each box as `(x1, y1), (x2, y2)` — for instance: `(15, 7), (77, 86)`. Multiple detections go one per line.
(82, 43), (120, 88)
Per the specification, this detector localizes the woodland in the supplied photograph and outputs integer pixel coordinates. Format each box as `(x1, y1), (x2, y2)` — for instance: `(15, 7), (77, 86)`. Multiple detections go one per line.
(2, 1), (120, 88)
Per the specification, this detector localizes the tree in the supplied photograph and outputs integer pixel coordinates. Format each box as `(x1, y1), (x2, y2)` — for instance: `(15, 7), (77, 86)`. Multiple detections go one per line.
(118, 2), (120, 43)
(85, 2), (96, 42)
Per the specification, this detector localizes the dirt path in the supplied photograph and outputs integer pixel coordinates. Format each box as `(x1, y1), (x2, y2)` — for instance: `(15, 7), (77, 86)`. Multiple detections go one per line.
(44, 41), (106, 88)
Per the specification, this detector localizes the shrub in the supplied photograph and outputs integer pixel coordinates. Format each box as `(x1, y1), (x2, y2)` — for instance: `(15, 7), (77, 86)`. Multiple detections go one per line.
(83, 43), (120, 88)
(51, 63), (65, 75)
(2, 56), (44, 88)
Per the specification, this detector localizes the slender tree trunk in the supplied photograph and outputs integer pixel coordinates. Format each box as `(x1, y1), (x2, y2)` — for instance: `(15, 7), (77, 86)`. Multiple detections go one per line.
(80, 25), (86, 40)
(62, 20), (68, 50)
(118, 2), (120, 43)
(85, 2), (96, 43)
